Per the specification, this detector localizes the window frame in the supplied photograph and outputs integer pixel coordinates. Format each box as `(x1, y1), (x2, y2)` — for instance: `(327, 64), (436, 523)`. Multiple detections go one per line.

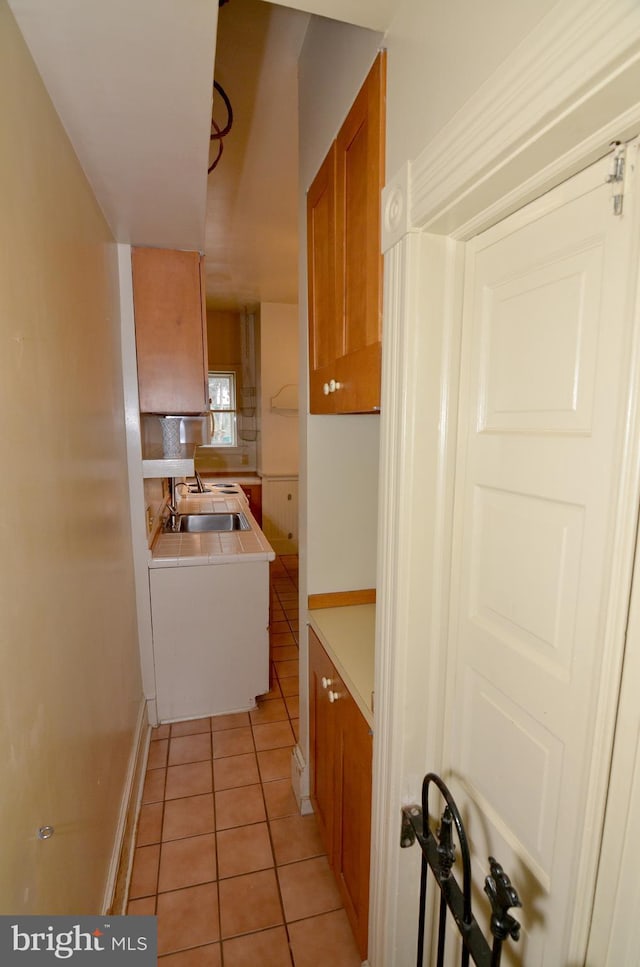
(207, 370), (237, 448)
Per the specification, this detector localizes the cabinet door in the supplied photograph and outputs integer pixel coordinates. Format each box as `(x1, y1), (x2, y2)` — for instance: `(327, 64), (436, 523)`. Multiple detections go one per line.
(335, 52), (385, 413)
(241, 484), (262, 526)
(308, 629), (339, 855)
(307, 145), (339, 414)
(132, 247), (209, 414)
(334, 686), (372, 960)
(308, 628), (372, 960)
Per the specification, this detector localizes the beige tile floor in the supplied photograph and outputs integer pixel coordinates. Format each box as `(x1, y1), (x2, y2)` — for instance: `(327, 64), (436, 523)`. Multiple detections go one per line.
(128, 555), (362, 966)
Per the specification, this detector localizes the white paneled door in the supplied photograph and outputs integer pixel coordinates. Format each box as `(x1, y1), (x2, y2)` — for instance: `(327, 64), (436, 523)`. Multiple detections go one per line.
(443, 148), (640, 965)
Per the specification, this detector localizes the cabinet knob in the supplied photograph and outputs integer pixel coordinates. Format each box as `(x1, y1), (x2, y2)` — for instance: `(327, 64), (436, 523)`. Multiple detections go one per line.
(322, 379), (342, 395)
(328, 690), (341, 703)
(321, 676), (333, 689)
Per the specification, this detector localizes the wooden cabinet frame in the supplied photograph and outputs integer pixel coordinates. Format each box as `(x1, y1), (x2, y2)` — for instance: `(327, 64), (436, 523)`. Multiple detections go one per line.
(308, 628), (372, 958)
(307, 53), (386, 415)
(132, 247), (209, 414)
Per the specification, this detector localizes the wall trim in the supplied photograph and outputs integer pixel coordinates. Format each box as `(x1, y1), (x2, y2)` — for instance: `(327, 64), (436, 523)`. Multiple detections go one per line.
(291, 745), (313, 815)
(118, 243), (157, 724)
(383, 1), (640, 242)
(102, 700), (150, 915)
(450, 97), (640, 243)
(582, 139), (640, 960)
(371, 231), (465, 964)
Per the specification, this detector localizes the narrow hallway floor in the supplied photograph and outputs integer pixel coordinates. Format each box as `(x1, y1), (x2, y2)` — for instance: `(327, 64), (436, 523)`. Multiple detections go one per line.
(127, 555), (362, 966)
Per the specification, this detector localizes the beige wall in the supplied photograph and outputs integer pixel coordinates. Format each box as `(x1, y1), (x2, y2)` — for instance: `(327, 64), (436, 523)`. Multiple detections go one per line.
(0, 1), (142, 914)
(207, 308), (243, 372)
(258, 302), (299, 477)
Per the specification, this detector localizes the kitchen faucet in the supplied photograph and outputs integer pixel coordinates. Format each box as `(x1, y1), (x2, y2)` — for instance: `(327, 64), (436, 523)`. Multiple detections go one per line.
(165, 502), (180, 532)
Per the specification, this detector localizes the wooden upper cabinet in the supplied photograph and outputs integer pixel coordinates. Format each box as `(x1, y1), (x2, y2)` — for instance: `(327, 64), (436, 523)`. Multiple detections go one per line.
(132, 247), (209, 414)
(307, 51), (386, 414)
(307, 145), (339, 414)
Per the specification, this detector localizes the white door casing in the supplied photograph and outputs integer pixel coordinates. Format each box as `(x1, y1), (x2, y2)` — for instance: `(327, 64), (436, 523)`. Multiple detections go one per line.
(441, 148), (640, 965)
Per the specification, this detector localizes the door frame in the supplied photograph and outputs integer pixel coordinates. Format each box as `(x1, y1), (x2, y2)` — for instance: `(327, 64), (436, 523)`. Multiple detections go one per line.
(371, 4), (640, 964)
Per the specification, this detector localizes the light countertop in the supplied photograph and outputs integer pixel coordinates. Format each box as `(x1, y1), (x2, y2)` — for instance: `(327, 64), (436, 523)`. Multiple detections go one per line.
(308, 604), (375, 728)
(150, 491), (275, 567)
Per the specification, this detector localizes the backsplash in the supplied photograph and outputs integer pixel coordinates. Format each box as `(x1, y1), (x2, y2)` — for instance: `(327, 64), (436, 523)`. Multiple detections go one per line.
(143, 476), (166, 545)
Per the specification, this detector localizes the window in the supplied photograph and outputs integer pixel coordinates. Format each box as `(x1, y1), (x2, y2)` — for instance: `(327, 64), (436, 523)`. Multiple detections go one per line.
(208, 371), (237, 447)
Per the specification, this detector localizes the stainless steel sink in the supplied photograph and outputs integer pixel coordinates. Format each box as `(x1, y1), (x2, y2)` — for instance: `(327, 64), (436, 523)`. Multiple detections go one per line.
(177, 512), (250, 533)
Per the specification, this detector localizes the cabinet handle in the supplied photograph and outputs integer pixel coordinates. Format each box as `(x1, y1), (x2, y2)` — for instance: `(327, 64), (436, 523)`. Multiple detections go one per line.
(322, 379), (342, 396)
(321, 676), (333, 689)
(328, 690), (341, 703)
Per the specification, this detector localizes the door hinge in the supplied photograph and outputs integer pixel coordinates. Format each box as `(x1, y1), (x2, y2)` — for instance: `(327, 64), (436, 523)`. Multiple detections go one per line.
(606, 140), (626, 216)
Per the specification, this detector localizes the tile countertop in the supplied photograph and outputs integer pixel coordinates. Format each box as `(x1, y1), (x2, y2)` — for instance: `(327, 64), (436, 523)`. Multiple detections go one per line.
(150, 491), (275, 568)
(308, 604), (375, 729)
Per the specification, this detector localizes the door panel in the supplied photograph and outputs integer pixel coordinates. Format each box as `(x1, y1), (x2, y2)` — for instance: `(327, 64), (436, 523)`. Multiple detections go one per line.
(307, 145), (338, 414)
(445, 151), (638, 965)
(308, 629), (337, 854)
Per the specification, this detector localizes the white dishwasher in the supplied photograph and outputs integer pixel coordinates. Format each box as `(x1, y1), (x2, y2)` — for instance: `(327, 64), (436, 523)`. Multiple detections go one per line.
(149, 560), (270, 722)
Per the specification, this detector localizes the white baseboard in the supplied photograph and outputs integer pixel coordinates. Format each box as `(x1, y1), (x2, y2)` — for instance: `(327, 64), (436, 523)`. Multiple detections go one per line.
(146, 696), (158, 728)
(291, 745), (312, 815)
(102, 699), (150, 914)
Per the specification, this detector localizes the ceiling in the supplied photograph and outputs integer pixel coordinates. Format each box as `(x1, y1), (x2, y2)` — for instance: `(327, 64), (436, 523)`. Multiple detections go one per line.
(8, 0), (394, 309)
(204, 0), (309, 309)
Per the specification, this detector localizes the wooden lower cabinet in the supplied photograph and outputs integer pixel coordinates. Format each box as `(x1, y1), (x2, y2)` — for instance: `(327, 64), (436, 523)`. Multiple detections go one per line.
(308, 628), (372, 959)
(240, 483), (262, 526)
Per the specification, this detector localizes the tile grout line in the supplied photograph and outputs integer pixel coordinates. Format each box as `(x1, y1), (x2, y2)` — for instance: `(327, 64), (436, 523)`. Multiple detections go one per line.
(252, 713), (295, 967)
(139, 557), (305, 962)
(209, 718), (223, 960)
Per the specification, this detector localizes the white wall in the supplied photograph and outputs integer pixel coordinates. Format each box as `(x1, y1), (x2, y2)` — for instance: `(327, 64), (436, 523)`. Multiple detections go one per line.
(383, 0), (557, 175)
(258, 302), (299, 477)
(307, 416), (379, 591)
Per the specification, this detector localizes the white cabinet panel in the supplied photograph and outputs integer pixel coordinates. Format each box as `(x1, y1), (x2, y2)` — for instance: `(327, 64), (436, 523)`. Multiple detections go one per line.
(262, 476), (298, 555)
(150, 562), (269, 722)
